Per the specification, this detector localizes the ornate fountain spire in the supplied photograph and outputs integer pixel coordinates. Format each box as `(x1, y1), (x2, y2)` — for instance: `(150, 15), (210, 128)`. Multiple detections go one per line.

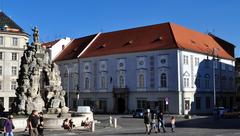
(15, 27), (69, 115)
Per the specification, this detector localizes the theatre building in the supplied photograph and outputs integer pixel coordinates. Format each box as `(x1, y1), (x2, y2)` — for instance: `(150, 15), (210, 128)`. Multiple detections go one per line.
(55, 22), (235, 114)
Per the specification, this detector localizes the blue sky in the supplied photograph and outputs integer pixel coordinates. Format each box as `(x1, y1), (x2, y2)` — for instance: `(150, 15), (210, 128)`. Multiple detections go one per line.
(1, 0), (240, 57)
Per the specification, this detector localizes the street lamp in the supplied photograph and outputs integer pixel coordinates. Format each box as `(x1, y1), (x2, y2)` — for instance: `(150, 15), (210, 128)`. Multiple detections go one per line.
(66, 67), (71, 108)
(212, 48), (219, 109)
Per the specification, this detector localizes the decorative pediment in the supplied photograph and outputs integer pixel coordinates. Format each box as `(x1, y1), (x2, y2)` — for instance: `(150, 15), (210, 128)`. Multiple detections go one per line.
(183, 71), (190, 77)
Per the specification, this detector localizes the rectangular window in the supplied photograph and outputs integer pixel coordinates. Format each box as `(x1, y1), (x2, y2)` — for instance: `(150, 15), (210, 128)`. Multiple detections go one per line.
(195, 57), (199, 66)
(196, 97), (201, 109)
(0, 52), (2, 60)
(183, 55), (188, 65)
(83, 99), (94, 109)
(12, 37), (18, 46)
(0, 36), (3, 45)
(0, 66), (2, 76)
(214, 61), (218, 69)
(11, 81), (17, 90)
(183, 78), (189, 88)
(137, 99), (147, 109)
(205, 60), (209, 68)
(221, 63), (225, 70)
(11, 66), (17, 76)
(206, 97), (211, 109)
(12, 53), (18, 61)
(9, 97), (15, 110)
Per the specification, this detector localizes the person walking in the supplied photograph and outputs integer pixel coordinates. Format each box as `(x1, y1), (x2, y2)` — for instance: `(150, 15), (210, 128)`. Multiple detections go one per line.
(37, 112), (44, 136)
(170, 116), (176, 132)
(3, 115), (15, 136)
(157, 111), (166, 133)
(143, 109), (152, 135)
(149, 113), (158, 134)
(29, 110), (39, 136)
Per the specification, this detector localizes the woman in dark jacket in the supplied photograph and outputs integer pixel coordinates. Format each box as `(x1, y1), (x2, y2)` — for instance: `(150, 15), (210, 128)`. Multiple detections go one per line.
(144, 109), (151, 134)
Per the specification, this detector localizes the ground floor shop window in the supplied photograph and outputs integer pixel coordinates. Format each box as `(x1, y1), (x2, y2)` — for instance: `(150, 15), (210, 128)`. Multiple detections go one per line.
(137, 99), (147, 109)
(95, 100), (107, 113)
(83, 99), (95, 109)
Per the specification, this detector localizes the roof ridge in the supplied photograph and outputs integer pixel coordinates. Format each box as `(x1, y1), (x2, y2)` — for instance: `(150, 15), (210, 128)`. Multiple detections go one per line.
(101, 22), (171, 35)
(168, 22), (179, 49)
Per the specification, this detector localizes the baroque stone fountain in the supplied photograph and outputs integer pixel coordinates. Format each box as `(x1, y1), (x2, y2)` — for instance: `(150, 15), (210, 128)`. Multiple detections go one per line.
(15, 27), (69, 115)
(12, 27), (92, 131)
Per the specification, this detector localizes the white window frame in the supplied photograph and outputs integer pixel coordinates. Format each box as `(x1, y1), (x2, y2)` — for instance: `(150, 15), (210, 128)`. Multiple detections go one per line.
(0, 66), (2, 76)
(12, 52), (18, 61)
(195, 57), (199, 66)
(160, 73), (167, 88)
(119, 75), (125, 88)
(100, 76), (106, 89)
(11, 81), (17, 90)
(183, 55), (188, 65)
(183, 77), (189, 88)
(84, 77), (90, 90)
(0, 36), (3, 45)
(139, 74), (145, 88)
(12, 66), (17, 76)
(12, 37), (18, 46)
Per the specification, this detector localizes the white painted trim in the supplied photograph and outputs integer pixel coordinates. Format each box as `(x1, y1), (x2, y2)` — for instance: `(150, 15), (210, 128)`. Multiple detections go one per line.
(78, 32), (101, 58)
(53, 39), (74, 62)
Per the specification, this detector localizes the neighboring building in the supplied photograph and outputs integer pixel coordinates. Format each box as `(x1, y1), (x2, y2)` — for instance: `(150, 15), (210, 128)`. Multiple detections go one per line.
(54, 34), (97, 109)
(0, 12), (29, 111)
(236, 58), (240, 108)
(42, 37), (71, 62)
(55, 22), (235, 114)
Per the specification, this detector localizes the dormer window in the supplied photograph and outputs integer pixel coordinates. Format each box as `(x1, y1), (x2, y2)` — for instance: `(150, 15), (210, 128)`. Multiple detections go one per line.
(191, 40), (196, 44)
(98, 44), (106, 49)
(123, 40), (133, 46)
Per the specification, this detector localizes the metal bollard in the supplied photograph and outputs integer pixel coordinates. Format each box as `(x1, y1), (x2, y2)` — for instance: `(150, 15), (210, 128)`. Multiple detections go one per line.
(91, 121), (95, 132)
(109, 116), (113, 126)
(114, 118), (117, 128)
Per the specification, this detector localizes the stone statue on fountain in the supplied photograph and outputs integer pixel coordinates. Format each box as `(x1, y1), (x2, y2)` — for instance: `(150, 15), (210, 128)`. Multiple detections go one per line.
(15, 27), (69, 115)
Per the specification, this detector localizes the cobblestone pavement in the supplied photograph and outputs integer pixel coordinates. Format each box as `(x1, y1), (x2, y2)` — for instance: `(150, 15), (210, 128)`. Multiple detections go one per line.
(14, 115), (240, 136)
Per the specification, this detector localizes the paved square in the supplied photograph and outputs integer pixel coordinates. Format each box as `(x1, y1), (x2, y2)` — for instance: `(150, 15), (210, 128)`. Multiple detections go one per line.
(15, 115), (240, 136)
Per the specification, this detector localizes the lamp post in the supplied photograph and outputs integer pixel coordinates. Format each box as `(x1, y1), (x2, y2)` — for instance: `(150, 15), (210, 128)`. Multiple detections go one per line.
(212, 48), (219, 109)
(66, 67), (71, 108)
(213, 52), (216, 108)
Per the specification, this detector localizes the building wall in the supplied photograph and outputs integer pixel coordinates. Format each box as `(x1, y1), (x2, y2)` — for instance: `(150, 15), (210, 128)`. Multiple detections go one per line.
(0, 32), (28, 111)
(78, 49), (179, 113)
(50, 37), (71, 61)
(179, 50), (235, 114)
(76, 49), (235, 114)
(56, 59), (79, 110)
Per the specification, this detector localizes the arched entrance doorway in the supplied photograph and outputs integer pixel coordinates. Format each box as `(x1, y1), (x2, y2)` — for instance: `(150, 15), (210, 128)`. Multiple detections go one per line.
(117, 97), (125, 114)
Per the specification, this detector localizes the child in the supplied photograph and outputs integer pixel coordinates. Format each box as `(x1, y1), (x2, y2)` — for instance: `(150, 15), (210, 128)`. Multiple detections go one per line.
(170, 116), (176, 132)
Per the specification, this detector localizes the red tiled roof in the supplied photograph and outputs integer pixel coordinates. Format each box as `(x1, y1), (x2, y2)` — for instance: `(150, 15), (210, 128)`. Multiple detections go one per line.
(54, 34), (97, 62)
(80, 23), (176, 58)
(79, 22), (234, 60)
(169, 23), (234, 60)
(42, 39), (60, 48)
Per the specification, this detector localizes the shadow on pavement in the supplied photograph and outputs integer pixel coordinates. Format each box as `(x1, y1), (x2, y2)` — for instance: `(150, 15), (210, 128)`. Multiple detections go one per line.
(103, 132), (146, 135)
(172, 116), (240, 129)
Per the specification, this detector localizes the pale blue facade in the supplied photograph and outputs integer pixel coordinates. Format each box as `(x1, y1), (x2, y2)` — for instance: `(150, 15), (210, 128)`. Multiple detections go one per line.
(76, 48), (235, 114)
